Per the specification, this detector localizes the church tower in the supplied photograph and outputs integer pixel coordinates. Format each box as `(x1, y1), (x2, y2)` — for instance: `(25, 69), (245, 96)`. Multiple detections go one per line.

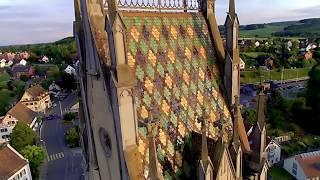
(224, 0), (240, 106)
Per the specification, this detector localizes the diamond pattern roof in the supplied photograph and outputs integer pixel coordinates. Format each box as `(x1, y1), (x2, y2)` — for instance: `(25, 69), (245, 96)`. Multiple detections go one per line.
(122, 12), (233, 179)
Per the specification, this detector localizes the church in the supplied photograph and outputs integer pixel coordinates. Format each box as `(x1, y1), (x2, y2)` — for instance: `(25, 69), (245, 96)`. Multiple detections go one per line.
(73, 0), (269, 179)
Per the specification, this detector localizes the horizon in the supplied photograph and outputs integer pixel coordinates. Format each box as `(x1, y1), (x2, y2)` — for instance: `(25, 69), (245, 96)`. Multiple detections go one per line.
(0, 0), (320, 46)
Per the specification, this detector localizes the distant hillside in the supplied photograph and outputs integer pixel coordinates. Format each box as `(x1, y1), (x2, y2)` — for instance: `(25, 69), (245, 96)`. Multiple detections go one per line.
(219, 18), (320, 38)
(0, 37), (77, 64)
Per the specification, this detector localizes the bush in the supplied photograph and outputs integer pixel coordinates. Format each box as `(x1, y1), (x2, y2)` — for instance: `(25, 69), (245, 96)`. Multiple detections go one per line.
(20, 75), (29, 82)
(65, 127), (80, 148)
(64, 112), (76, 121)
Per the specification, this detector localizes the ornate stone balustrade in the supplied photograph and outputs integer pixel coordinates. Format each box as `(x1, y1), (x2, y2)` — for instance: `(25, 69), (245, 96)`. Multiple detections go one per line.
(103, 0), (200, 12)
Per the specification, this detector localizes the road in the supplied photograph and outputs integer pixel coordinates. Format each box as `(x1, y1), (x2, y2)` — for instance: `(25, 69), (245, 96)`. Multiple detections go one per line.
(40, 93), (83, 180)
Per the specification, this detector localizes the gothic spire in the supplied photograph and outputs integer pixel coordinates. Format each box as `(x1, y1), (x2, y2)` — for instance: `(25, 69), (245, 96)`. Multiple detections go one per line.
(229, 0), (236, 19)
(199, 108), (209, 169)
(147, 112), (162, 180)
(232, 96), (241, 148)
(256, 83), (266, 131)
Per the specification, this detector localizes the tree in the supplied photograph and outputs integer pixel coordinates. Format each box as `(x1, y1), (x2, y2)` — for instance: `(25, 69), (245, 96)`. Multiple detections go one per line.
(65, 127), (80, 148)
(266, 90), (292, 128)
(304, 64), (320, 134)
(64, 112), (76, 121)
(10, 122), (36, 152)
(242, 109), (257, 125)
(59, 72), (76, 90)
(20, 75), (29, 82)
(20, 145), (46, 177)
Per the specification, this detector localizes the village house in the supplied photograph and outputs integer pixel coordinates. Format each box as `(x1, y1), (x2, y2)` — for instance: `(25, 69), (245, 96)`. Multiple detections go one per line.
(19, 51), (30, 60)
(0, 124), (13, 144)
(39, 56), (50, 63)
(20, 85), (51, 113)
(240, 58), (245, 70)
(1, 103), (38, 130)
(265, 139), (281, 166)
(19, 59), (27, 66)
(11, 65), (34, 78)
(284, 150), (320, 180)
(304, 50), (313, 60)
(64, 65), (77, 76)
(2, 52), (15, 61)
(0, 144), (33, 180)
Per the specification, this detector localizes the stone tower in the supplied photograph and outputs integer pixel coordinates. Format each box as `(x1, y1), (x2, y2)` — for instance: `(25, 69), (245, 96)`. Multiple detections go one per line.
(224, 0), (240, 106)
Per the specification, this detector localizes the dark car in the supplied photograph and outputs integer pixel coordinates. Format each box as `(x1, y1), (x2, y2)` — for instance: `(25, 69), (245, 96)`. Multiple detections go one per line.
(46, 115), (55, 120)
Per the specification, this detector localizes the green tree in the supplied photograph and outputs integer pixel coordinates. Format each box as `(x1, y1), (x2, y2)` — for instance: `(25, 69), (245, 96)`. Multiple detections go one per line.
(20, 145), (46, 177)
(304, 64), (320, 134)
(20, 75), (29, 82)
(60, 72), (77, 90)
(242, 109), (257, 125)
(64, 112), (77, 121)
(10, 122), (36, 152)
(266, 90), (292, 128)
(65, 127), (80, 148)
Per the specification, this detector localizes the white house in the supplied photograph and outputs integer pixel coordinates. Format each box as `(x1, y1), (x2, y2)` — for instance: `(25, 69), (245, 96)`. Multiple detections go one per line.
(19, 59), (27, 66)
(284, 150), (320, 180)
(265, 139), (281, 166)
(255, 41), (260, 47)
(49, 81), (61, 92)
(0, 144), (33, 180)
(240, 58), (245, 70)
(287, 41), (293, 48)
(0, 124), (13, 144)
(6, 60), (13, 67)
(0, 62), (5, 68)
(40, 56), (50, 63)
(64, 65), (76, 76)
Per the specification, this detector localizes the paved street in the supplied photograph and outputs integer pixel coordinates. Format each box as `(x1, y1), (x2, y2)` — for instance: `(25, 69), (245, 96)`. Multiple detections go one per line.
(40, 93), (83, 180)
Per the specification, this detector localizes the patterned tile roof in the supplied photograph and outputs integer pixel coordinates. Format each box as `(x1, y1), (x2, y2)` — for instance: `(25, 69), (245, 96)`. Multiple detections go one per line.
(122, 12), (233, 179)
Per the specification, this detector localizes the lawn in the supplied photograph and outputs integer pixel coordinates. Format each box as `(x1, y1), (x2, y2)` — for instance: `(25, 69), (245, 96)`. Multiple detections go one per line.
(242, 52), (271, 59)
(241, 67), (311, 84)
(240, 25), (286, 38)
(0, 72), (10, 81)
(268, 167), (294, 180)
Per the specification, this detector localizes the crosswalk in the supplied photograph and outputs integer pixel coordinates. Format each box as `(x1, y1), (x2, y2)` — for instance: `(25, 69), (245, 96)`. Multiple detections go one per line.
(47, 152), (65, 162)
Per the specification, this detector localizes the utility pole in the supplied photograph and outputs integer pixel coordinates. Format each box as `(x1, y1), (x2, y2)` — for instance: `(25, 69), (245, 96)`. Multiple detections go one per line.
(59, 101), (63, 117)
(280, 67), (284, 85)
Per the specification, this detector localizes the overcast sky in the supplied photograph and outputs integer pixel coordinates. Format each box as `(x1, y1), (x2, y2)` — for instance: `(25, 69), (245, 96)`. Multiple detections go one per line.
(0, 0), (319, 46)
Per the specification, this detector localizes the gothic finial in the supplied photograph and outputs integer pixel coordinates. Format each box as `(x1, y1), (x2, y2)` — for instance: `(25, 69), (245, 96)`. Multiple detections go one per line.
(259, 74), (265, 94)
(256, 88), (266, 130)
(197, 107), (209, 169)
(229, 0), (236, 17)
(147, 111), (162, 180)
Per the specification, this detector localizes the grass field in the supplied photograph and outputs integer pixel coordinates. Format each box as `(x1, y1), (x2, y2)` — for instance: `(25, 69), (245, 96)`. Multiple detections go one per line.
(242, 52), (272, 58)
(268, 167), (294, 180)
(240, 25), (286, 38)
(240, 67), (311, 84)
(0, 72), (10, 81)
